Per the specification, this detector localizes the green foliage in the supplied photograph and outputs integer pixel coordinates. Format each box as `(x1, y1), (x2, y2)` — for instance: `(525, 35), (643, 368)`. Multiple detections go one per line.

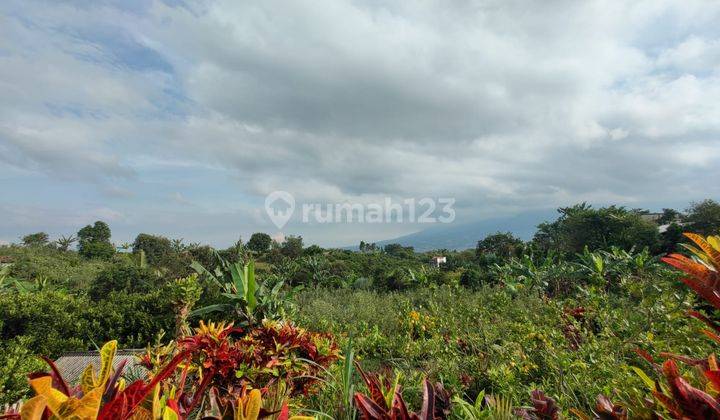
(0, 290), (173, 360)
(384, 243), (415, 259)
(22, 232), (49, 248)
(55, 234), (77, 252)
(191, 256), (297, 325)
(168, 273), (203, 335)
(0, 337), (45, 405)
(281, 235), (304, 259)
(247, 232), (272, 253)
(684, 199), (720, 236)
(296, 280), (706, 415)
(132, 233), (173, 267)
(77, 221), (114, 260)
(0, 290), (91, 357)
(532, 203), (660, 256)
(476, 232), (524, 260)
(88, 264), (164, 301)
(452, 391), (515, 420)
(3, 246), (110, 291)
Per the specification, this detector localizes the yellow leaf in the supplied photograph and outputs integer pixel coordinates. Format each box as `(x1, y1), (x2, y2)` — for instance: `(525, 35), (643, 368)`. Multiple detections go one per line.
(243, 389), (262, 420)
(71, 386), (103, 420)
(80, 364), (96, 395)
(707, 235), (720, 251)
(162, 406), (180, 420)
(29, 376), (68, 414)
(97, 340), (118, 388)
(631, 366), (656, 391)
(289, 417), (316, 420)
(20, 395), (47, 420)
(152, 384), (162, 420)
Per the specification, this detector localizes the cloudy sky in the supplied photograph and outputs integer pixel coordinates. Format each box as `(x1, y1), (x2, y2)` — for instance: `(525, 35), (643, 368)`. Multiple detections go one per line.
(1, 0), (720, 247)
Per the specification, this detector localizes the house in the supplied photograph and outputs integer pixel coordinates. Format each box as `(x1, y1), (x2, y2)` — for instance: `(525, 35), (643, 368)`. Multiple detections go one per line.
(430, 256), (446, 268)
(53, 349), (147, 385)
(639, 212), (685, 233)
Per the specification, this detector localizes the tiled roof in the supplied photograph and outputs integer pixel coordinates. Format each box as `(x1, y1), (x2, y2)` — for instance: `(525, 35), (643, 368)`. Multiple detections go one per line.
(54, 349), (147, 385)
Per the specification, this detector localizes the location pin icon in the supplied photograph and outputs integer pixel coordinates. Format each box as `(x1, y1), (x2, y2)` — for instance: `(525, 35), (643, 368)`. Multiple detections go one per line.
(265, 191), (295, 230)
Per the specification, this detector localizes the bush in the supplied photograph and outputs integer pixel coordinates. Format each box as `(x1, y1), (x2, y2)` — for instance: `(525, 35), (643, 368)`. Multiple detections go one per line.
(0, 289), (174, 359)
(0, 291), (91, 357)
(3, 245), (110, 290)
(79, 240), (115, 260)
(94, 290), (174, 347)
(295, 282), (707, 413)
(0, 337), (45, 405)
(132, 233), (175, 267)
(460, 268), (483, 288)
(88, 264), (164, 301)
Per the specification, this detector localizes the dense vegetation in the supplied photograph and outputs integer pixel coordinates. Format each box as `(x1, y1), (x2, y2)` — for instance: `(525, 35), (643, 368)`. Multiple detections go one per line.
(2, 200), (720, 419)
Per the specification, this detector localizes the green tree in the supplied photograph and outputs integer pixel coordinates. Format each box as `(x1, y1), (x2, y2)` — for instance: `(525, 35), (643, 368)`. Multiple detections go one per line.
(476, 232), (524, 259)
(383, 243), (414, 259)
(281, 235), (304, 259)
(658, 208), (681, 225)
(132, 233), (174, 266)
(21, 232), (49, 247)
(88, 264), (162, 301)
(684, 199), (720, 236)
(532, 203), (659, 255)
(247, 233), (272, 253)
(77, 221), (114, 259)
(660, 222), (684, 253)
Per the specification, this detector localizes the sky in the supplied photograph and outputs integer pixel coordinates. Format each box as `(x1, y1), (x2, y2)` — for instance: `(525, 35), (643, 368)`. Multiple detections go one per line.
(1, 0), (720, 248)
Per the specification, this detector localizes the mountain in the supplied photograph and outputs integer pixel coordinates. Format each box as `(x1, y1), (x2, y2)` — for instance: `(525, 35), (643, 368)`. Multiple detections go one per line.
(367, 210), (557, 252)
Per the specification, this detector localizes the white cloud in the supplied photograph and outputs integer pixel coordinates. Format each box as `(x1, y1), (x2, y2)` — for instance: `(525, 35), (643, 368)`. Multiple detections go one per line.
(1, 0), (720, 245)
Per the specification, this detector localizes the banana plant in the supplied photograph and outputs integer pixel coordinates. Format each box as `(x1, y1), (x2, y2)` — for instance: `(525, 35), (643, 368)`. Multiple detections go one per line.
(190, 258), (258, 325)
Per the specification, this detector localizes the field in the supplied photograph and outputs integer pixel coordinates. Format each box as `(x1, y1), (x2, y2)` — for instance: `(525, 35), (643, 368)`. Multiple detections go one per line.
(2, 202), (720, 419)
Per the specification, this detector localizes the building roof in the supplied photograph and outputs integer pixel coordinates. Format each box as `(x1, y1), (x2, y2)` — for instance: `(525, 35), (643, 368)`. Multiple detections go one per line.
(54, 349), (146, 385)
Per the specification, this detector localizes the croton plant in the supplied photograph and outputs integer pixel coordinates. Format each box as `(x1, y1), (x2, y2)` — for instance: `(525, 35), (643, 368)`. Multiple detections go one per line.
(0, 320), (336, 420)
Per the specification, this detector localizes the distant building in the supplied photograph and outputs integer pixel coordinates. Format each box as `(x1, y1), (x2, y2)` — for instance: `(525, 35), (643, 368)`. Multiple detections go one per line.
(640, 212), (684, 233)
(430, 256), (446, 268)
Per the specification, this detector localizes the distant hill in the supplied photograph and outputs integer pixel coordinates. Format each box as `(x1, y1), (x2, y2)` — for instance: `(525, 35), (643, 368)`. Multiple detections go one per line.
(362, 210), (557, 252)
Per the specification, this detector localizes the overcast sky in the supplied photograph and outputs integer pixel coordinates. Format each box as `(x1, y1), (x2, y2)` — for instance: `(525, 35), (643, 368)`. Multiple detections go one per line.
(1, 0), (720, 247)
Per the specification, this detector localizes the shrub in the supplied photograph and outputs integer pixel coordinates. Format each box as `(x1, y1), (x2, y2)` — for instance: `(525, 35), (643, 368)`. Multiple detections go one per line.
(4, 245), (110, 290)
(0, 291), (90, 357)
(459, 268), (483, 288)
(0, 337), (45, 405)
(88, 264), (164, 301)
(0, 289), (174, 359)
(132, 233), (174, 267)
